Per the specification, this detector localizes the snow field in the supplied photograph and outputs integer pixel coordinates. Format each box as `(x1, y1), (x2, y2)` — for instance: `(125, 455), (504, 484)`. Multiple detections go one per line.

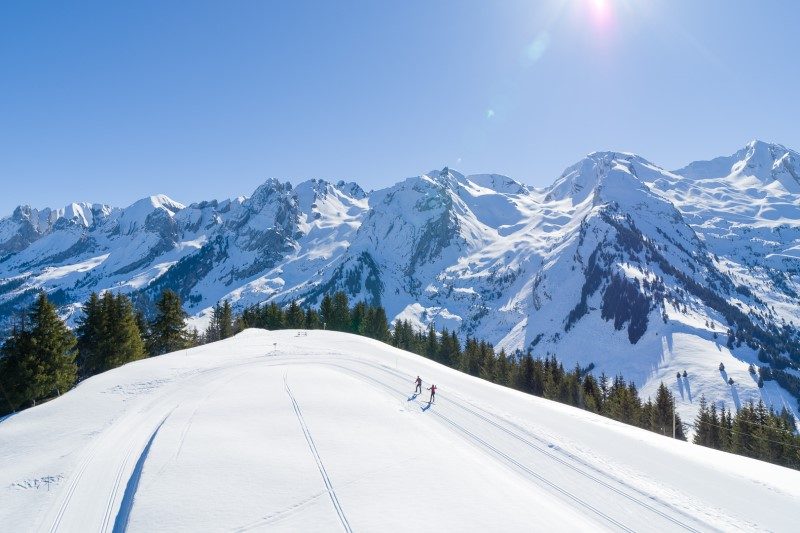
(2, 330), (800, 532)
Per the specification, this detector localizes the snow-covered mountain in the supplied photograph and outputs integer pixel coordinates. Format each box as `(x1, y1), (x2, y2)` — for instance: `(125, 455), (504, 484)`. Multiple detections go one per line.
(2, 330), (799, 531)
(2, 141), (800, 425)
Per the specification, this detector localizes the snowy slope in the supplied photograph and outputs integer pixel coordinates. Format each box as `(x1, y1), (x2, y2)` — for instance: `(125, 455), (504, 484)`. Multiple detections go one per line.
(1, 330), (799, 532)
(1, 142), (799, 428)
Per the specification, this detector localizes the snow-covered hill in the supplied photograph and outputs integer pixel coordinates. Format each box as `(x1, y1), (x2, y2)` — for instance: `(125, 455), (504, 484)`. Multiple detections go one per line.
(1, 142), (800, 426)
(2, 330), (798, 532)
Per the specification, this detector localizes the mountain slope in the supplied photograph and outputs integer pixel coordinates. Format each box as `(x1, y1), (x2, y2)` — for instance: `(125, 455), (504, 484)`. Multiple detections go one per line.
(1, 330), (798, 531)
(0, 142), (799, 427)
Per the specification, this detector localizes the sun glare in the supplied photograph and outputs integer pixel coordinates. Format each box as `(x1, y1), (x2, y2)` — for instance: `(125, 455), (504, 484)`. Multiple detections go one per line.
(575, 0), (614, 32)
(589, 0), (612, 24)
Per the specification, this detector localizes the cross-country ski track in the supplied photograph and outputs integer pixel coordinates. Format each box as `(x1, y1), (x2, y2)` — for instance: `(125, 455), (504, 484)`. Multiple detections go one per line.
(1, 330), (799, 532)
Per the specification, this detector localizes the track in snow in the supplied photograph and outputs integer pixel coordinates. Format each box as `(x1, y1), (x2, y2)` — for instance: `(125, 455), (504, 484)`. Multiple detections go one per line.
(112, 415), (169, 533)
(39, 357), (268, 533)
(316, 358), (715, 533)
(32, 346), (741, 532)
(284, 373), (353, 533)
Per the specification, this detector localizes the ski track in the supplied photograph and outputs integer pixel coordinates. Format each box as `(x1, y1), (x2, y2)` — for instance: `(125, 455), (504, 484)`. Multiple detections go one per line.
(350, 358), (713, 531)
(39, 357), (268, 533)
(112, 414), (169, 533)
(38, 349), (754, 532)
(319, 361), (640, 532)
(314, 358), (719, 533)
(284, 373), (353, 533)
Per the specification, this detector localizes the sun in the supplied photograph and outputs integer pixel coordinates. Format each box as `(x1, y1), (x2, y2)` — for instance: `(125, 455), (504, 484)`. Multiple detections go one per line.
(585, 0), (613, 28)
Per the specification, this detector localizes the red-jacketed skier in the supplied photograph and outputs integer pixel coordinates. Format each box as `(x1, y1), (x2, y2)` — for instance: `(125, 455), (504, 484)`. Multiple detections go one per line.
(427, 384), (437, 404)
(414, 376), (423, 394)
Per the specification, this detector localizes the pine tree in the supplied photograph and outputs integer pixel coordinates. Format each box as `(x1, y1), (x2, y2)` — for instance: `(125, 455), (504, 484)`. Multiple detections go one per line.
(0, 324), (34, 413)
(76, 292), (106, 377)
(362, 306), (389, 341)
(286, 300), (306, 329)
(0, 292), (77, 411)
(514, 351), (534, 394)
(205, 302), (222, 343)
(651, 382), (675, 437)
(424, 324), (438, 360)
(218, 300), (234, 339)
(708, 402), (720, 448)
(135, 309), (149, 346)
(478, 342), (496, 381)
(331, 292), (350, 331)
(350, 301), (367, 334)
(495, 349), (510, 386)
(693, 395), (710, 446)
(270, 302), (286, 329)
(305, 308), (321, 329)
(320, 294), (334, 329)
(148, 289), (189, 355)
(29, 292), (78, 400)
(104, 293), (147, 369)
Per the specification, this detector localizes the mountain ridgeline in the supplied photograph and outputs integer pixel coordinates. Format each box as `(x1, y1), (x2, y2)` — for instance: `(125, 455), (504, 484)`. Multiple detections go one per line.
(1, 141), (800, 424)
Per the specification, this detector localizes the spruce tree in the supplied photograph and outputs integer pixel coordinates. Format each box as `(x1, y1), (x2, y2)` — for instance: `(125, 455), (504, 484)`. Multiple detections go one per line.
(76, 292), (106, 377)
(205, 302), (222, 343)
(29, 292), (78, 400)
(651, 382), (675, 437)
(148, 289), (189, 355)
(350, 301), (367, 334)
(331, 292), (350, 331)
(0, 292), (77, 410)
(305, 308), (321, 329)
(218, 300), (234, 339)
(693, 395), (710, 446)
(320, 294), (334, 329)
(104, 293), (147, 369)
(425, 324), (438, 360)
(0, 324), (34, 413)
(286, 300), (306, 329)
(264, 302), (285, 330)
(495, 349), (510, 386)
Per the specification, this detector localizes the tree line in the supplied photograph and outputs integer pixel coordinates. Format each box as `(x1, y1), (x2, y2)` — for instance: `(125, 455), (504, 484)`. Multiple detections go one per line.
(693, 395), (800, 469)
(234, 292), (688, 442)
(4, 289), (800, 472)
(0, 289), (193, 415)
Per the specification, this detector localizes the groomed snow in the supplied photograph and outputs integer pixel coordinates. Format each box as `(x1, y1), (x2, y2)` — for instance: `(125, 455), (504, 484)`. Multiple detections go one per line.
(2, 330), (799, 532)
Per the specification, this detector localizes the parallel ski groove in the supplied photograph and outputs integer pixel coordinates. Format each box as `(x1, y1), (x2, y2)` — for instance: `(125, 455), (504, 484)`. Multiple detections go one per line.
(284, 373), (353, 533)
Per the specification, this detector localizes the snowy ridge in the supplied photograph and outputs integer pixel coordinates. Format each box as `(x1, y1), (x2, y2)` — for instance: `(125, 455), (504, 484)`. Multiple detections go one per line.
(1, 142), (800, 426)
(1, 330), (798, 531)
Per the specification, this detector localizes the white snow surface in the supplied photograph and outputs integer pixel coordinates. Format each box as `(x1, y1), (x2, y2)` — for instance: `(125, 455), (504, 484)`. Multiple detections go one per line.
(1, 330), (799, 532)
(2, 141), (800, 431)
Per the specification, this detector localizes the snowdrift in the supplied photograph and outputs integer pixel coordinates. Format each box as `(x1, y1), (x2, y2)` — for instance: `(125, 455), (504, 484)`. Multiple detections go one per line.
(1, 329), (799, 532)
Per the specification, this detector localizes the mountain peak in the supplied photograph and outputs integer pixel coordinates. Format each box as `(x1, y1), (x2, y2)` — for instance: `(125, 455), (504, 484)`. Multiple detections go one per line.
(546, 151), (656, 204)
(128, 194), (185, 213)
(676, 140), (799, 187)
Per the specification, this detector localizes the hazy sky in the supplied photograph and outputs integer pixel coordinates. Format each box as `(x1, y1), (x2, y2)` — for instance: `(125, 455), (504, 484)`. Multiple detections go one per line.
(1, 0), (798, 213)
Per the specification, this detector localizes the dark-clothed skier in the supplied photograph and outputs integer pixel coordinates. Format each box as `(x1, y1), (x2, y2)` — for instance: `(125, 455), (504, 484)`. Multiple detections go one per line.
(414, 376), (423, 394)
(427, 384), (437, 404)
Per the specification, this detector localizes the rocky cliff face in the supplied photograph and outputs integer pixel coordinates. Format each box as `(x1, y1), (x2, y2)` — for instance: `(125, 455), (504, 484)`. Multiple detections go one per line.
(2, 141), (800, 423)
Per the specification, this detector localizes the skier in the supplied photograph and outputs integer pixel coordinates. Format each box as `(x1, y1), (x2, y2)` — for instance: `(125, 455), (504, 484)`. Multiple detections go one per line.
(427, 383), (437, 404)
(414, 375), (423, 394)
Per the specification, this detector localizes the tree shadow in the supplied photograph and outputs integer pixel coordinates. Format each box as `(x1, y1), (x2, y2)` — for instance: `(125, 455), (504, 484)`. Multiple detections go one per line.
(731, 385), (741, 411)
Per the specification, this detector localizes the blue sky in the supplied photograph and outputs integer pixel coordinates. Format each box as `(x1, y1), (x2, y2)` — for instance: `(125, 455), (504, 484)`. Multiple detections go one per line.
(1, 0), (798, 213)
